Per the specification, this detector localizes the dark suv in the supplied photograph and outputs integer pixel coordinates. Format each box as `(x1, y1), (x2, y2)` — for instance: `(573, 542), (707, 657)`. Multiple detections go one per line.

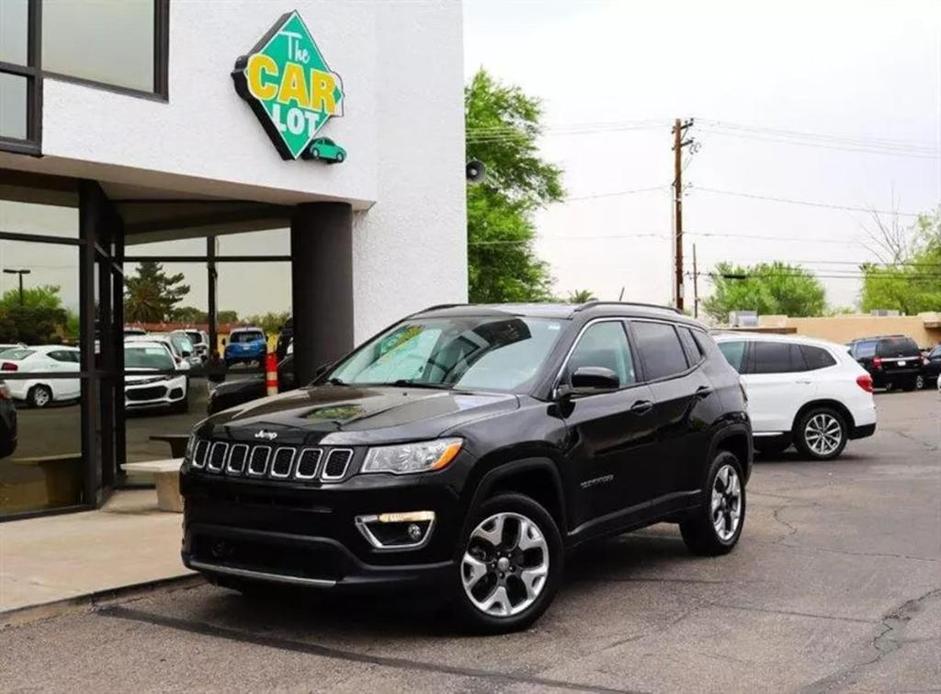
(181, 302), (752, 632)
(849, 335), (924, 391)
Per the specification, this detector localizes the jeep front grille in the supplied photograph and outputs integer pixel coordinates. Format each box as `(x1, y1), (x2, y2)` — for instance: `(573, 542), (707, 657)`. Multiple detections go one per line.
(191, 440), (352, 483)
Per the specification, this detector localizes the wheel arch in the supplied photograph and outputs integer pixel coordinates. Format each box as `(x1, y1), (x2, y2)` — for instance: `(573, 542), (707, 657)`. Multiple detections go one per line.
(791, 399), (855, 437)
(708, 425), (752, 483)
(464, 457), (567, 536)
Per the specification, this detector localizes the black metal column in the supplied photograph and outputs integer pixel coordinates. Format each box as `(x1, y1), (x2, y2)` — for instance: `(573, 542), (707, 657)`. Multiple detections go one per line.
(207, 236), (218, 358)
(78, 181), (103, 506)
(290, 202), (354, 385)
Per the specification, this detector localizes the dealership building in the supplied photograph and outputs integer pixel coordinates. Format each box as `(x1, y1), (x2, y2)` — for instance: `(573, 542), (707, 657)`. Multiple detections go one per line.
(0, 1), (466, 518)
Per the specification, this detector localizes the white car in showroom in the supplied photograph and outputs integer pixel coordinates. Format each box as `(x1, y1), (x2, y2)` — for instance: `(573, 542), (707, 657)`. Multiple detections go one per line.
(0, 345), (81, 408)
(124, 341), (189, 413)
(714, 333), (876, 460)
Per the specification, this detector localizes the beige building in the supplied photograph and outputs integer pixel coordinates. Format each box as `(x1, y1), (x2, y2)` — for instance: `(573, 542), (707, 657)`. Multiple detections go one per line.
(747, 313), (941, 348)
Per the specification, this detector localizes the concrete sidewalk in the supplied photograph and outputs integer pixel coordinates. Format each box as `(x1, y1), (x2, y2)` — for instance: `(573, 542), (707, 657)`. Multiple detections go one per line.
(0, 490), (195, 622)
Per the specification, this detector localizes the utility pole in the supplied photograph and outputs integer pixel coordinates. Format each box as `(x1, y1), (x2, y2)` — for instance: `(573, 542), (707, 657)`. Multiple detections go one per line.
(3, 268), (31, 306)
(672, 118), (694, 312)
(692, 243), (699, 319)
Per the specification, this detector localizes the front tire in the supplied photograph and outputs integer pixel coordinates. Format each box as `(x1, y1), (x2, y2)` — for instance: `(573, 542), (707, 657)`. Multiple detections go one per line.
(452, 493), (562, 634)
(913, 375), (924, 391)
(795, 407), (847, 460)
(680, 451), (746, 556)
(28, 384), (53, 409)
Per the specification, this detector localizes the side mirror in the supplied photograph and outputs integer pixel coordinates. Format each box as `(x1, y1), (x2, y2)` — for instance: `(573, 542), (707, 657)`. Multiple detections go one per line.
(562, 366), (620, 397)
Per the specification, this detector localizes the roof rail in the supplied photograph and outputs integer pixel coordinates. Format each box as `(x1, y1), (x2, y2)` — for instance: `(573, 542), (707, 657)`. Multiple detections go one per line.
(415, 303), (466, 313)
(574, 300), (682, 315)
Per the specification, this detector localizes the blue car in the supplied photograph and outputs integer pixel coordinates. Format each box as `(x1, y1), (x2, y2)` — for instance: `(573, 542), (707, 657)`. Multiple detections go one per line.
(224, 328), (267, 367)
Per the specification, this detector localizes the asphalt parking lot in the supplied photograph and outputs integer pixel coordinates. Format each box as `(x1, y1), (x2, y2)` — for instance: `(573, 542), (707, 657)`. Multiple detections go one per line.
(2, 389), (938, 693)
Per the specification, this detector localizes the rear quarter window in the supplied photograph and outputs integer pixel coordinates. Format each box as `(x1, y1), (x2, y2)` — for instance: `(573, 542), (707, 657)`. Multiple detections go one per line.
(717, 341), (747, 373)
(800, 345), (837, 370)
(631, 321), (689, 380)
(748, 341), (807, 374)
(853, 341), (877, 358)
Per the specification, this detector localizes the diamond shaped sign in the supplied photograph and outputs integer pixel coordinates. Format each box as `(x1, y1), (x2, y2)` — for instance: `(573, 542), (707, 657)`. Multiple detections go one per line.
(232, 11), (345, 161)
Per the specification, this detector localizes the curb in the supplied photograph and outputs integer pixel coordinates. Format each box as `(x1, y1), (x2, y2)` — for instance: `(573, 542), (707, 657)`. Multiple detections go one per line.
(0, 574), (205, 630)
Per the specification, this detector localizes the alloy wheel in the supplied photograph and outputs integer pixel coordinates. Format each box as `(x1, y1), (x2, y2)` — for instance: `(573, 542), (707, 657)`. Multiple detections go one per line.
(804, 413), (843, 456)
(711, 464), (742, 541)
(31, 386), (51, 408)
(461, 512), (549, 617)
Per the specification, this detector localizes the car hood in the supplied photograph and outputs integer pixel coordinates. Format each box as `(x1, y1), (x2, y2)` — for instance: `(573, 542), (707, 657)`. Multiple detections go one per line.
(126, 370), (178, 384)
(198, 385), (519, 446)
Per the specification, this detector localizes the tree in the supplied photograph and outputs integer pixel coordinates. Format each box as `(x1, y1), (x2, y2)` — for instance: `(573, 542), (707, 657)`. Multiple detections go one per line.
(567, 289), (596, 304)
(170, 306), (208, 324)
(0, 285), (69, 344)
(702, 262), (827, 322)
(124, 261), (190, 323)
(245, 311), (291, 335)
(861, 212), (941, 314)
(465, 69), (564, 302)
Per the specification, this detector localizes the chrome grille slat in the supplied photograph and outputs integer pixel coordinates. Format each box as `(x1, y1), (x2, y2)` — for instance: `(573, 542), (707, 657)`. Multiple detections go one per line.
(207, 442), (229, 473)
(322, 448), (352, 481)
(192, 440), (210, 468)
(247, 445), (272, 477)
(226, 444), (249, 475)
(269, 447), (296, 479)
(295, 448), (323, 480)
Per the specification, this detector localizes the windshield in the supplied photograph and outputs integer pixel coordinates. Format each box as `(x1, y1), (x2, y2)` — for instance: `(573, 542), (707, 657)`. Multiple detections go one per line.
(232, 331), (264, 344)
(125, 346), (174, 370)
(169, 334), (194, 354)
(326, 316), (565, 392)
(184, 331), (204, 344)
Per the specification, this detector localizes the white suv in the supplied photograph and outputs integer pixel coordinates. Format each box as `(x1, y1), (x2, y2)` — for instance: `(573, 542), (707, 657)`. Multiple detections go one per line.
(714, 333), (876, 460)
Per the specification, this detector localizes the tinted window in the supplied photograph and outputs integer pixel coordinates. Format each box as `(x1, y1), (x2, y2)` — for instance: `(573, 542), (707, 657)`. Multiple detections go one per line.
(801, 345), (837, 370)
(930, 346), (941, 359)
(750, 341), (806, 374)
(853, 341), (877, 358)
(678, 327), (704, 366)
(718, 341), (747, 373)
(231, 331), (264, 344)
(876, 337), (920, 358)
(632, 321), (688, 381)
(566, 321), (636, 387)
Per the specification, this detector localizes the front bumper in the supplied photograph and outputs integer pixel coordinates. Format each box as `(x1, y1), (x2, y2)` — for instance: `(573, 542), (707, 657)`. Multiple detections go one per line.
(180, 465), (465, 591)
(125, 378), (187, 409)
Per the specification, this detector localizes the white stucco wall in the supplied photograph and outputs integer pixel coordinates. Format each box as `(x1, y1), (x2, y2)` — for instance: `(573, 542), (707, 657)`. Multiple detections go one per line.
(352, 1), (468, 340)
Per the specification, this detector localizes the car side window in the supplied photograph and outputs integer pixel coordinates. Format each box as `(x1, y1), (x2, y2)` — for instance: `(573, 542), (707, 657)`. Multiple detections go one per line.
(800, 345), (836, 370)
(565, 321), (636, 387)
(853, 341), (877, 359)
(48, 351), (70, 363)
(749, 341), (806, 374)
(718, 341), (747, 373)
(631, 321), (688, 381)
(678, 327), (704, 366)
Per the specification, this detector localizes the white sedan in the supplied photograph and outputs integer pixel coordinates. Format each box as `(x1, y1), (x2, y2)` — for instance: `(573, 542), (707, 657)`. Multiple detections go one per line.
(0, 346), (81, 408)
(124, 342), (189, 412)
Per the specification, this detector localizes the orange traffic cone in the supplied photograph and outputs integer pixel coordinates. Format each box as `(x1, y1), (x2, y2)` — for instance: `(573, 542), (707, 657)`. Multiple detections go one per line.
(265, 352), (278, 396)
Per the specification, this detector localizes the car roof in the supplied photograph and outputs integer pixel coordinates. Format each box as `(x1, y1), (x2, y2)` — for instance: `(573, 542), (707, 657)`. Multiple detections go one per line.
(412, 301), (701, 326)
(849, 334), (912, 342)
(125, 340), (170, 350)
(230, 326), (263, 332)
(713, 331), (847, 351)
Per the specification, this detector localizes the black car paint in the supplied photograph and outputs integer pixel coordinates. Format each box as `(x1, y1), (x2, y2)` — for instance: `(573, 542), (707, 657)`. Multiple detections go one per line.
(181, 305), (751, 590)
(849, 335), (923, 388)
(0, 386), (17, 459)
(206, 355), (296, 414)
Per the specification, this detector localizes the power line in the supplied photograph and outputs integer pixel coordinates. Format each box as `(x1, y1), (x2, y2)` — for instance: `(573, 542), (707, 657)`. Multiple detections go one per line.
(564, 184), (670, 201)
(693, 187), (925, 217)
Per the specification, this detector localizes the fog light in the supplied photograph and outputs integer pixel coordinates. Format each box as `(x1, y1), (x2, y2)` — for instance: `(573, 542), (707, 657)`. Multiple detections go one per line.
(355, 511), (435, 550)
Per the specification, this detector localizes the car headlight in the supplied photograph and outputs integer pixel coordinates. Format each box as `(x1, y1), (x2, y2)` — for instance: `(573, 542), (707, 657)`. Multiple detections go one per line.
(361, 438), (462, 475)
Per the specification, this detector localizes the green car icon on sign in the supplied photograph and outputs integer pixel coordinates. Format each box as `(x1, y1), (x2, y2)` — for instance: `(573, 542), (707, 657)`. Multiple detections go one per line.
(305, 137), (346, 163)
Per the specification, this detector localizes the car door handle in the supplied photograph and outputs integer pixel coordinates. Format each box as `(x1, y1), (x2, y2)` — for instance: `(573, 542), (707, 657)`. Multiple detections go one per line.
(695, 385), (713, 398)
(629, 400), (654, 415)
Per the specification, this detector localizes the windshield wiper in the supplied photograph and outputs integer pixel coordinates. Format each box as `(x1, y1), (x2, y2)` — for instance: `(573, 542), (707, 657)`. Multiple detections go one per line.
(390, 379), (453, 390)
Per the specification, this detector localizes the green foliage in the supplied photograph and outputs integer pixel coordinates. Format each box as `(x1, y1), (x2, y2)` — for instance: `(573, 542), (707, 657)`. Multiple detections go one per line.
(217, 310), (240, 324)
(861, 213), (941, 314)
(124, 261), (190, 323)
(170, 306), (208, 324)
(466, 69), (564, 303)
(567, 289), (596, 304)
(702, 262), (827, 322)
(0, 285), (68, 344)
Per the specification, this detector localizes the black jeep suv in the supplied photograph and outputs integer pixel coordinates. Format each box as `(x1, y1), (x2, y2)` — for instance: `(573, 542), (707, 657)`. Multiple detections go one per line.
(181, 302), (752, 632)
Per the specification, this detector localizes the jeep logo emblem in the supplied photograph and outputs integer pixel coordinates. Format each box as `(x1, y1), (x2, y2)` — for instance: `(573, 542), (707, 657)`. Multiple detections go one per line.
(254, 430), (278, 441)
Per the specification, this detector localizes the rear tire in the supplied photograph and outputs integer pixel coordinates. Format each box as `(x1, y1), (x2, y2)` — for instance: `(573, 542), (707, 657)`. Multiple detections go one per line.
(451, 493), (562, 634)
(794, 407), (847, 460)
(910, 376), (923, 391)
(680, 451), (746, 556)
(28, 385), (53, 409)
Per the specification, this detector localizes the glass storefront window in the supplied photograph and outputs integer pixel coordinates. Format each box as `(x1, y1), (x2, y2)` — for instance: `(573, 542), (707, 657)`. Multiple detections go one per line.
(43, 0), (156, 92)
(0, 0), (29, 65)
(0, 73), (28, 141)
(217, 228), (291, 256)
(0, 197), (79, 239)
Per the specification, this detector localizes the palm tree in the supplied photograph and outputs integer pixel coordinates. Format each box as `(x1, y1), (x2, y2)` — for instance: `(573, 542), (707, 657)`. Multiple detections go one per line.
(567, 289), (596, 304)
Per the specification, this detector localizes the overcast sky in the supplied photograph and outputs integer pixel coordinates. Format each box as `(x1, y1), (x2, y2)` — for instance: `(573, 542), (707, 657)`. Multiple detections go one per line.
(463, 0), (941, 311)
